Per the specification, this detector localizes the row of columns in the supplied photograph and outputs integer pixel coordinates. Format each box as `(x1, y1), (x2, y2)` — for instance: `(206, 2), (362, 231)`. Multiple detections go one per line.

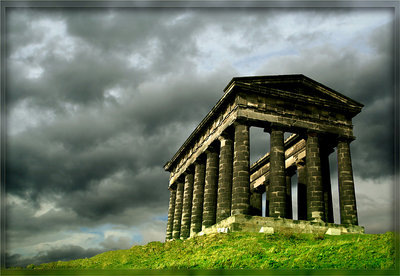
(166, 122), (358, 240)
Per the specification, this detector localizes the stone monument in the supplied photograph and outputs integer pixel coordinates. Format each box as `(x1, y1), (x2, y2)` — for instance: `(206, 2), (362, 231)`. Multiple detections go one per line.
(164, 75), (364, 240)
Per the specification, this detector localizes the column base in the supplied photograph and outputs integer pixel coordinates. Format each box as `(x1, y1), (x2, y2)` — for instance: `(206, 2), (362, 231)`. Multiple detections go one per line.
(191, 215), (364, 237)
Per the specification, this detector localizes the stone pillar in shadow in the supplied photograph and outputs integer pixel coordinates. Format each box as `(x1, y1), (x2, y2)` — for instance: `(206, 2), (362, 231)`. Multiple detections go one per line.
(249, 188), (263, 216)
(296, 160), (307, 220)
(190, 157), (206, 235)
(306, 132), (325, 221)
(180, 169), (194, 239)
(269, 127), (286, 218)
(321, 148), (334, 223)
(337, 138), (358, 225)
(264, 181), (270, 217)
(285, 167), (295, 219)
(216, 131), (234, 223)
(166, 186), (176, 240)
(231, 121), (250, 215)
(172, 179), (184, 239)
(202, 146), (219, 229)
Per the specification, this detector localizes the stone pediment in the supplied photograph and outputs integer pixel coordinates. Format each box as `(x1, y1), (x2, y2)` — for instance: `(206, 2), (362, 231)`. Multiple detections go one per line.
(224, 74), (363, 115)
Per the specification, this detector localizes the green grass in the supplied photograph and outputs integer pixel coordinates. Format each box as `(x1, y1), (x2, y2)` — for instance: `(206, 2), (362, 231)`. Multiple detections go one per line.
(25, 232), (396, 270)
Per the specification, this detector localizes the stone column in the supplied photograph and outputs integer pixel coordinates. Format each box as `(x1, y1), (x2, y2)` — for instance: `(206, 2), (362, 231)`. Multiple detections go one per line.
(337, 138), (358, 225)
(269, 127), (286, 218)
(202, 146), (219, 229)
(180, 170), (194, 239)
(172, 180), (184, 239)
(249, 189), (262, 216)
(231, 121), (250, 215)
(264, 182), (270, 217)
(296, 160), (307, 220)
(321, 149), (334, 223)
(216, 132), (234, 223)
(190, 158), (206, 235)
(306, 133), (325, 221)
(285, 172), (293, 219)
(166, 187), (176, 240)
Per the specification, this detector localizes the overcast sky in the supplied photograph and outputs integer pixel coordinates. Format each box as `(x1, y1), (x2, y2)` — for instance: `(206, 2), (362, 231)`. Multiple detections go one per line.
(4, 5), (395, 267)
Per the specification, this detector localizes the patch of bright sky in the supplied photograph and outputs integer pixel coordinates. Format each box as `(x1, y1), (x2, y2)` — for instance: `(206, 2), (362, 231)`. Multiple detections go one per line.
(26, 66), (44, 79)
(11, 18), (77, 62)
(153, 215), (168, 222)
(15, 222), (143, 257)
(165, 11), (192, 26)
(8, 100), (57, 136)
(193, 9), (392, 75)
(193, 23), (253, 72)
(79, 224), (143, 245)
(127, 38), (160, 69)
(96, 170), (130, 194)
(33, 201), (62, 218)
(233, 49), (298, 76)
(11, 228), (100, 258)
(104, 86), (124, 105)
(355, 175), (394, 233)
(79, 224), (122, 236)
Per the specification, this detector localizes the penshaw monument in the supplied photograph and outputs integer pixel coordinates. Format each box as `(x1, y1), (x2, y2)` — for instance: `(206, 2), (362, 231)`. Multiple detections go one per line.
(164, 74), (364, 240)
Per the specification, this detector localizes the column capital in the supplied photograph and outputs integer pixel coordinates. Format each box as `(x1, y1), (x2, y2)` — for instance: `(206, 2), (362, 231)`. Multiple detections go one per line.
(193, 155), (206, 165)
(320, 146), (335, 156)
(306, 131), (319, 137)
(233, 118), (249, 127)
(286, 165), (296, 177)
(183, 167), (194, 175)
(218, 130), (233, 142)
(168, 185), (177, 191)
(264, 123), (286, 133)
(205, 145), (219, 154)
(337, 135), (355, 144)
(296, 159), (306, 169)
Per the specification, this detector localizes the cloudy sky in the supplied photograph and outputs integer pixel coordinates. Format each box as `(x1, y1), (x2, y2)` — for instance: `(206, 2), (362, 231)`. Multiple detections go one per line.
(4, 3), (396, 267)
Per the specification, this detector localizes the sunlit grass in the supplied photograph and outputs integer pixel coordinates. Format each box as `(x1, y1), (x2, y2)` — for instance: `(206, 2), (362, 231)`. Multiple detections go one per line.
(26, 232), (395, 270)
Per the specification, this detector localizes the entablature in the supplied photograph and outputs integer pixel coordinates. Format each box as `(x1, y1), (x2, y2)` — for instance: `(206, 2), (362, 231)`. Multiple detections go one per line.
(165, 75), (363, 188)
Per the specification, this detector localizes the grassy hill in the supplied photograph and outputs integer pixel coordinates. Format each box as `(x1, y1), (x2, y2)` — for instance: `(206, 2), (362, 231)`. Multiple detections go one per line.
(23, 231), (396, 270)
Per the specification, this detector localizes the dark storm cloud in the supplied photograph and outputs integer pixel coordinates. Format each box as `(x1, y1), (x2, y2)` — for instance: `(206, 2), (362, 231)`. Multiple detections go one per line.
(6, 69), (236, 221)
(7, 246), (105, 267)
(8, 37), (137, 110)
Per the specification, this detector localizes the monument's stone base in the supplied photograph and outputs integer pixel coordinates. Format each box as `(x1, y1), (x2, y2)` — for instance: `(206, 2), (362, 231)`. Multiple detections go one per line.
(192, 214), (364, 237)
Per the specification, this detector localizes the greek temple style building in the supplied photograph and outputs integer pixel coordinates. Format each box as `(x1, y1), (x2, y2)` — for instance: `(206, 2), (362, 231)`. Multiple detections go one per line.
(164, 75), (364, 240)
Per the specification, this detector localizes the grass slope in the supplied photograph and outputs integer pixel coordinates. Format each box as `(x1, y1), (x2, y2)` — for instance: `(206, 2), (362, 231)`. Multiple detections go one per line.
(27, 232), (395, 270)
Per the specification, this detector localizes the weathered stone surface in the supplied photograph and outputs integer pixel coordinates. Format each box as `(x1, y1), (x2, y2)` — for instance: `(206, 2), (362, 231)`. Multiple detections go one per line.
(306, 133), (325, 221)
(172, 180), (184, 239)
(190, 159), (206, 235)
(296, 161), (307, 221)
(250, 134), (306, 190)
(337, 139), (358, 225)
(231, 122), (250, 215)
(216, 132), (234, 223)
(321, 150), (334, 223)
(264, 183), (270, 217)
(180, 171), (194, 239)
(202, 147), (219, 229)
(326, 228), (341, 235)
(166, 187), (176, 240)
(269, 127), (286, 218)
(285, 173), (293, 219)
(249, 190), (262, 216)
(195, 214), (364, 237)
(259, 226), (274, 234)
